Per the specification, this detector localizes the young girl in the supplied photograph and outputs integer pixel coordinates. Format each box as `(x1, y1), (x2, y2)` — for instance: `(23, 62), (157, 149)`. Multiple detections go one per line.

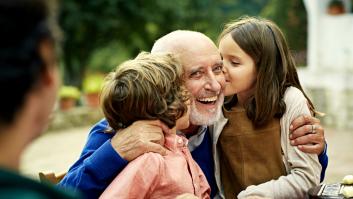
(217, 17), (321, 199)
(99, 52), (210, 199)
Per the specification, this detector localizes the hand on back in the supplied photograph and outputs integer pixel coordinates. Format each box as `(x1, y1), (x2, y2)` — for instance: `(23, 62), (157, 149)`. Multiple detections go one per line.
(111, 120), (170, 161)
(289, 115), (325, 155)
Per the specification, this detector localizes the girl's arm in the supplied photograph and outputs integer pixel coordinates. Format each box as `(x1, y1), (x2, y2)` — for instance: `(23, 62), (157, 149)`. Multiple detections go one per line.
(238, 87), (321, 199)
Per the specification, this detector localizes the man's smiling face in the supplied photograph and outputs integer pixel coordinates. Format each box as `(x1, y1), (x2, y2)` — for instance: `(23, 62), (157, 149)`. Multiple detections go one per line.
(151, 30), (226, 127)
(181, 43), (225, 126)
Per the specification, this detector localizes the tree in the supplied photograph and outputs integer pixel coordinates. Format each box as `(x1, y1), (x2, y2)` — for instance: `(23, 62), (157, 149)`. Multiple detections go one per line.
(59, 0), (308, 86)
(261, 0), (308, 51)
(59, 0), (225, 86)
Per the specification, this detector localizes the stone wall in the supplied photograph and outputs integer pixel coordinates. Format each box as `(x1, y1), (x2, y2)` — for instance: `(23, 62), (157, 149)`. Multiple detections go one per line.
(304, 87), (353, 130)
(47, 107), (104, 132)
(302, 3), (353, 130)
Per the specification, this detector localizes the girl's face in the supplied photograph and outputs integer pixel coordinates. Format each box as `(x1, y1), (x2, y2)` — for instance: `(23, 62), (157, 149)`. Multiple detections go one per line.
(219, 33), (257, 104)
(176, 103), (191, 130)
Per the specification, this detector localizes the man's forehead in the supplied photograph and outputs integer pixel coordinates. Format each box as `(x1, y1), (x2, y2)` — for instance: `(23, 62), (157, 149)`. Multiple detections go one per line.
(182, 53), (222, 72)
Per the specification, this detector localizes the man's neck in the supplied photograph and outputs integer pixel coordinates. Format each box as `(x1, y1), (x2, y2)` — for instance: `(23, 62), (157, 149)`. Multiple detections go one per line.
(0, 126), (25, 171)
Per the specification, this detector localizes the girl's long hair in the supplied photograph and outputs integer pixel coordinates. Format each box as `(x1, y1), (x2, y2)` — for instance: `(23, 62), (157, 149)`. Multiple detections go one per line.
(219, 16), (315, 127)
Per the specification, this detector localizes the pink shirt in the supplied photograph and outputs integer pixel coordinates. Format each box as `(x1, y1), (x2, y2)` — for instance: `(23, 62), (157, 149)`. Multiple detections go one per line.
(99, 133), (210, 199)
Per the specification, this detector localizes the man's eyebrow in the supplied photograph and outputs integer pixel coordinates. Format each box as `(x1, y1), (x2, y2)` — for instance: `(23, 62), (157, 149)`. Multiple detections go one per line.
(214, 60), (223, 66)
(187, 66), (204, 73)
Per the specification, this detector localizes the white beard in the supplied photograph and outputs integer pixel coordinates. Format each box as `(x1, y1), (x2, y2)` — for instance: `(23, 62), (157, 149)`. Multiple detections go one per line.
(189, 93), (224, 126)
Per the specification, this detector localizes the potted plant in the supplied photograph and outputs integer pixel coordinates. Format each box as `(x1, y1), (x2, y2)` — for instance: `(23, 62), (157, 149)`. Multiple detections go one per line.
(82, 73), (105, 108)
(327, 0), (345, 15)
(58, 86), (81, 111)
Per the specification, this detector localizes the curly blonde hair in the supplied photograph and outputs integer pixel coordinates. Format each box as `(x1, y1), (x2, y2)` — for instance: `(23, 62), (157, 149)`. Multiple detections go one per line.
(100, 52), (189, 131)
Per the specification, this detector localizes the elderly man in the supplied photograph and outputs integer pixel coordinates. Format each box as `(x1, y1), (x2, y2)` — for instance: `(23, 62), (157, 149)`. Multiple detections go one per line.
(59, 31), (327, 198)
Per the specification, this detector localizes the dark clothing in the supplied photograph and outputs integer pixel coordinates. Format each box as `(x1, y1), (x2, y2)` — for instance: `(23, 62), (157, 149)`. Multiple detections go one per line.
(0, 167), (79, 199)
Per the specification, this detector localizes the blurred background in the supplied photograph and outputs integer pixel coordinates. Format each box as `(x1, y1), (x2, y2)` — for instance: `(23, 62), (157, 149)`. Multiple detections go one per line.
(20, 0), (353, 186)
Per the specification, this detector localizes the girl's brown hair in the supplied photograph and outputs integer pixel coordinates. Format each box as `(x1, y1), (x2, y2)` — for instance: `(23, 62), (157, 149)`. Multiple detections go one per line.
(100, 52), (189, 131)
(219, 16), (315, 127)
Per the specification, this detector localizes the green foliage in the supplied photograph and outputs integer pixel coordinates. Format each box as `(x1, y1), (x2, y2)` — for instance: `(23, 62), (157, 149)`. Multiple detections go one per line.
(82, 74), (105, 94)
(328, 0), (344, 7)
(59, 0), (308, 86)
(60, 0), (225, 86)
(260, 0), (307, 51)
(87, 41), (130, 73)
(59, 86), (81, 99)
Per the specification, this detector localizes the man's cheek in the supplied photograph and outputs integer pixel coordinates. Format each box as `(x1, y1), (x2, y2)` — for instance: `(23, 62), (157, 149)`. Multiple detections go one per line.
(185, 84), (200, 98)
(217, 77), (226, 89)
(215, 72), (225, 80)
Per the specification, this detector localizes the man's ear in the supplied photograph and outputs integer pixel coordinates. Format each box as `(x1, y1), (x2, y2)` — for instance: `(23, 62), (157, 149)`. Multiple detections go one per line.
(38, 39), (57, 86)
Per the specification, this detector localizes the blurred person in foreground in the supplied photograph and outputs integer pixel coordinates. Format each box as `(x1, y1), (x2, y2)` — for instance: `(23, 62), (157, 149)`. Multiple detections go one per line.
(60, 30), (328, 198)
(0, 0), (79, 198)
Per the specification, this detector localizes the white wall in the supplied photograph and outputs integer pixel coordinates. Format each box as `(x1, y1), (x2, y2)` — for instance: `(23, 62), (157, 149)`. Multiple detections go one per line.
(301, 0), (353, 129)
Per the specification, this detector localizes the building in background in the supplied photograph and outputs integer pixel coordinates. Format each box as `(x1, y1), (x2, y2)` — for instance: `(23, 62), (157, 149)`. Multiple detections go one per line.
(300, 0), (353, 129)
